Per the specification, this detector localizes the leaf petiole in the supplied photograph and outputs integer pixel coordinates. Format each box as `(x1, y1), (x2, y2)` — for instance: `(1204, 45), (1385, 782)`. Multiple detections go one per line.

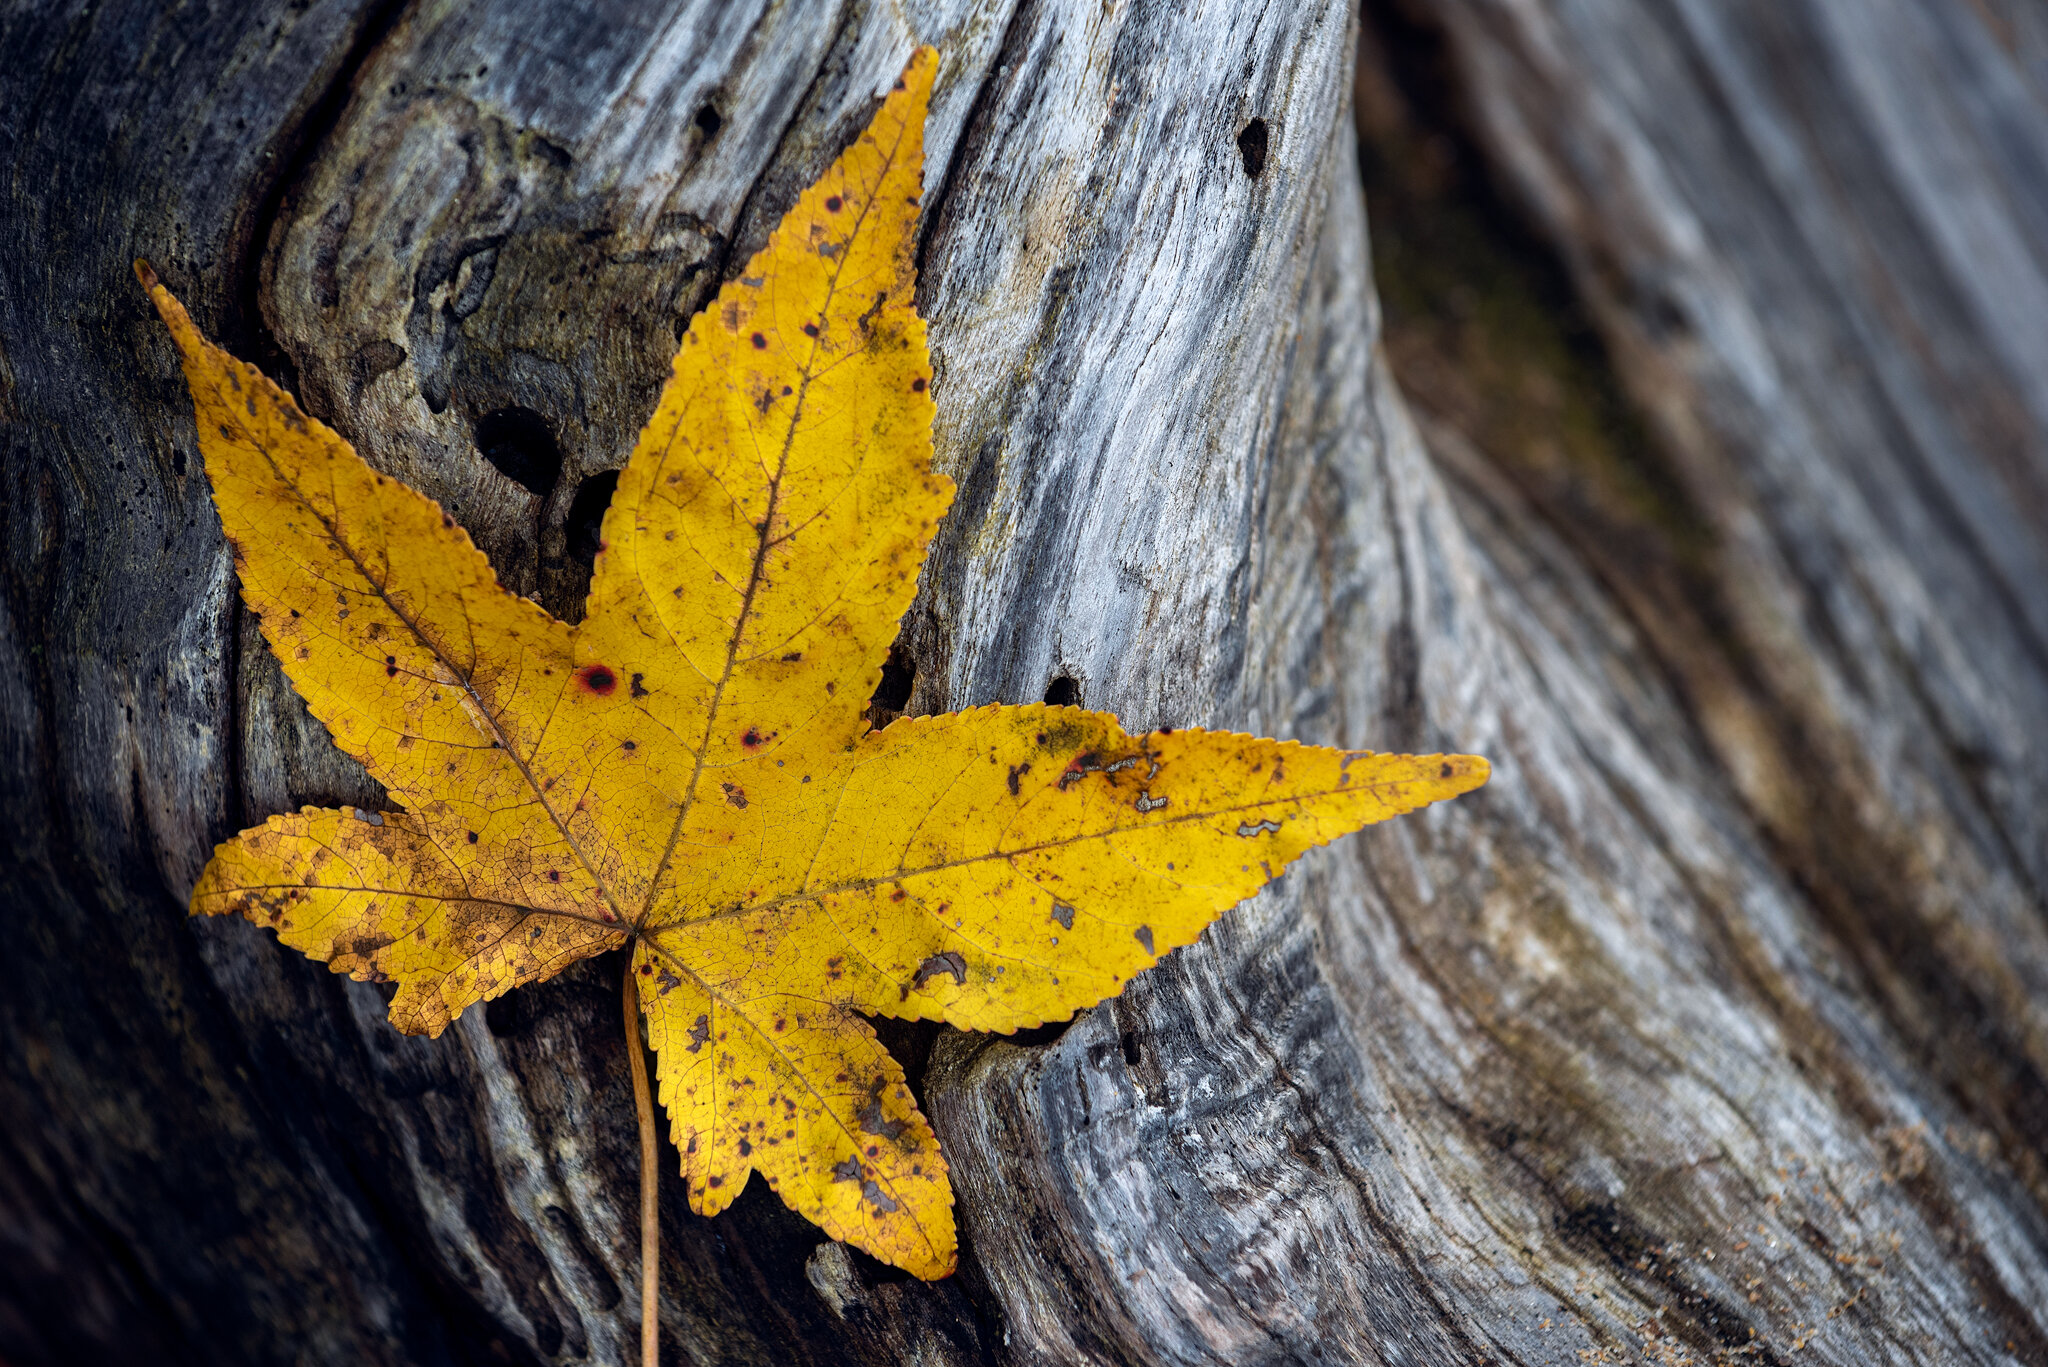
(623, 961), (659, 1367)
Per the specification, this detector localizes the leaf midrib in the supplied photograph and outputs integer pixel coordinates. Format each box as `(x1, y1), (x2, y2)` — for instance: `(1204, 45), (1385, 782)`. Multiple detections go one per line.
(633, 115), (914, 930)
(659, 770), (1426, 930)
(209, 368), (628, 926)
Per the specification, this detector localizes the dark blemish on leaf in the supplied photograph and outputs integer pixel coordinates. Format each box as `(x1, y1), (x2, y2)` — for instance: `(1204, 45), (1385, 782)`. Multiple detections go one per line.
(1134, 925), (1155, 955)
(656, 968), (680, 995)
(351, 807), (384, 826)
(466, 831), (478, 843)
(343, 932), (395, 959)
(1440, 761), (1454, 778)
(708, 1176), (722, 1188)
(1158, 727), (1174, 735)
(780, 651), (802, 662)
(687, 1014), (710, 1053)
(859, 1079), (906, 1139)
(832, 1158), (861, 1182)
(803, 322), (819, 337)
(1237, 118), (1268, 177)
(577, 664), (617, 695)
(861, 1179), (899, 1212)
(630, 672), (648, 698)
(1007, 762), (1031, 796)
(890, 887), (907, 902)
(751, 332), (767, 349)
(622, 740), (636, 751)
(827, 955), (843, 981)
(720, 782), (747, 808)
(1134, 791), (1168, 813)
(1051, 902), (1075, 930)
(741, 727), (768, 749)
(910, 951), (967, 993)
(548, 870), (561, 882)
(825, 195), (843, 212)
(911, 377), (926, 392)
(782, 385), (792, 396)
(738, 1138), (751, 1156)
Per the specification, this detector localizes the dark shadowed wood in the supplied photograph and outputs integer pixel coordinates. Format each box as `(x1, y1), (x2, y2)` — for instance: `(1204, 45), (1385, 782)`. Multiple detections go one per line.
(3, 0), (2044, 1364)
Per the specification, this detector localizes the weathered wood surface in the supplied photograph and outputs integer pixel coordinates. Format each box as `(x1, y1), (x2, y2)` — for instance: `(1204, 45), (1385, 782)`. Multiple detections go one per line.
(2, 0), (2044, 1363)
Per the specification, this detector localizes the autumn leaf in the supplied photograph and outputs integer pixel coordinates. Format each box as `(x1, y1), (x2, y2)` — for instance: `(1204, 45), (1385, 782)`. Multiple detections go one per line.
(141, 46), (1489, 1280)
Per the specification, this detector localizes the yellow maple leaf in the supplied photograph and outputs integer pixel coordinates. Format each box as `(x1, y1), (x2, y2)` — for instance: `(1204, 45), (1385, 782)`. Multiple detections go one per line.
(140, 47), (1488, 1281)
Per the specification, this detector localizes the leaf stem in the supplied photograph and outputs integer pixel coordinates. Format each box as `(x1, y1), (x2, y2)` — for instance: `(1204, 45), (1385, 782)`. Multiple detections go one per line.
(624, 961), (659, 1367)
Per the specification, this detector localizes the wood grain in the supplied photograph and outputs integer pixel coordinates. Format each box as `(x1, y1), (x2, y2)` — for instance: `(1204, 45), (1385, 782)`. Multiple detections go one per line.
(3, 0), (2044, 1362)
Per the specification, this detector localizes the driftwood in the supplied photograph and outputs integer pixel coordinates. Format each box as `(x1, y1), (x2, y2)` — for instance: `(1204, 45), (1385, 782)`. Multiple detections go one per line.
(3, 0), (2044, 1362)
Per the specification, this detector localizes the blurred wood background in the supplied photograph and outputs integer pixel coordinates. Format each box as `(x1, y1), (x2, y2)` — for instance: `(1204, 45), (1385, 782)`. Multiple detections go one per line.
(4, 0), (2045, 1362)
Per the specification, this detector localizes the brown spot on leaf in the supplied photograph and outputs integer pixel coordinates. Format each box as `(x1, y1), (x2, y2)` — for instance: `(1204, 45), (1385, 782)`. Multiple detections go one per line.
(858, 1078), (906, 1139)
(1007, 762), (1031, 796)
(751, 332), (767, 349)
(910, 951), (967, 993)
(721, 781), (748, 809)
(687, 1014), (710, 1053)
(861, 1179), (899, 1212)
(630, 671), (648, 698)
(577, 664), (616, 695)
(825, 195), (843, 212)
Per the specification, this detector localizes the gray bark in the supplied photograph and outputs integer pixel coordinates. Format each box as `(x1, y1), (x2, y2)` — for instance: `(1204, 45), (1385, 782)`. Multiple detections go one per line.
(2, 0), (2043, 1364)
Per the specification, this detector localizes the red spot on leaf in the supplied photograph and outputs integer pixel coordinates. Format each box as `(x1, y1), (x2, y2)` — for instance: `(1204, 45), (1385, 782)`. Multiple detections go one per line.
(577, 664), (617, 695)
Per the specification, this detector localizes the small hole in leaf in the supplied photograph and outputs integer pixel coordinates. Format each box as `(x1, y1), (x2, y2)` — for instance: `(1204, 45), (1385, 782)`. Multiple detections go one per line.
(1237, 118), (1268, 178)
(873, 645), (915, 712)
(474, 406), (561, 496)
(1043, 675), (1081, 707)
(694, 104), (722, 138)
(567, 471), (620, 561)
